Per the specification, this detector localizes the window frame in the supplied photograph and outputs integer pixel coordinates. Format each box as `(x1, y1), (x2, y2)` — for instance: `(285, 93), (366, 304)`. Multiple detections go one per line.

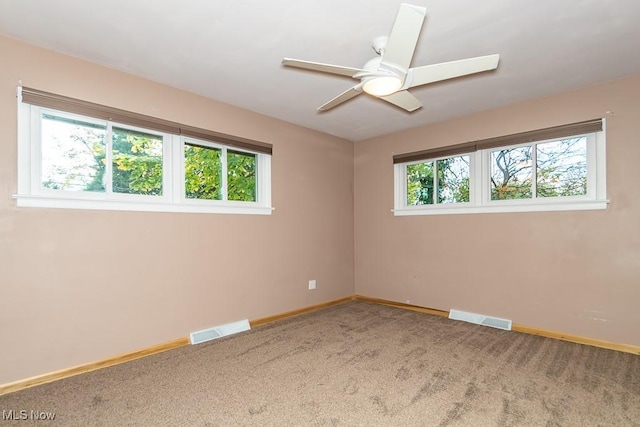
(401, 154), (474, 209)
(393, 123), (607, 216)
(15, 89), (272, 215)
(179, 137), (268, 207)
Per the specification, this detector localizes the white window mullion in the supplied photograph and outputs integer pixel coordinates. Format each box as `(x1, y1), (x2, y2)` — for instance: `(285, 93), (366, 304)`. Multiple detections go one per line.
(105, 123), (113, 195)
(221, 147), (228, 201)
(258, 154), (272, 207)
(403, 164), (409, 207)
(531, 143), (538, 199)
(470, 152), (481, 207)
(393, 164), (404, 210)
(481, 150), (491, 205)
(161, 134), (173, 202)
(433, 160), (438, 204)
(252, 153), (261, 203)
(16, 88), (33, 195)
(29, 108), (42, 194)
(173, 136), (184, 204)
(595, 130), (607, 200)
(586, 133), (598, 199)
(402, 164), (409, 208)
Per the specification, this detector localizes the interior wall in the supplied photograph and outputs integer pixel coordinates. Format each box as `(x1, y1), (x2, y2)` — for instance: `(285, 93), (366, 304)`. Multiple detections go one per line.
(0, 36), (354, 385)
(354, 75), (640, 347)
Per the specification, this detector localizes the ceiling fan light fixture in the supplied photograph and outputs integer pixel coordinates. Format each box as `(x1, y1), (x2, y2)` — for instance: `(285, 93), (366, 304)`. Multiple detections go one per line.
(362, 76), (403, 97)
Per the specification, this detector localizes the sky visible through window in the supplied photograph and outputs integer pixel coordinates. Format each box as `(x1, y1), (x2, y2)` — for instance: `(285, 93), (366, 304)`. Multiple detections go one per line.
(41, 114), (106, 192)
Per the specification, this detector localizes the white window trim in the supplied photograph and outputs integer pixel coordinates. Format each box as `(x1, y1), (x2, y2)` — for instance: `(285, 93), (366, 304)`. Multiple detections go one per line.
(15, 91), (273, 215)
(393, 125), (608, 216)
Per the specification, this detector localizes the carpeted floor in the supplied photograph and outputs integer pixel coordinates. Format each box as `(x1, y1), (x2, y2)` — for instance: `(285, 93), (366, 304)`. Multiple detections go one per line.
(1, 300), (638, 426)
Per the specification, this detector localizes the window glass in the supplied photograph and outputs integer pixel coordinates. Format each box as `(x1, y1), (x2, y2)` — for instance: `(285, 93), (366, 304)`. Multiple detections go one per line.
(536, 137), (587, 197)
(437, 156), (470, 203)
(407, 161), (434, 205)
(112, 127), (163, 196)
(41, 113), (107, 192)
(490, 146), (533, 200)
(184, 143), (222, 200)
(407, 155), (470, 205)
(228, 150), (256, 202)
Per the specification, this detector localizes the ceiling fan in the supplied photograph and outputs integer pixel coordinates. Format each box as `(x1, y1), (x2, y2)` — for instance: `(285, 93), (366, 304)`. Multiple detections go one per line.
(282, 3), (500, 112)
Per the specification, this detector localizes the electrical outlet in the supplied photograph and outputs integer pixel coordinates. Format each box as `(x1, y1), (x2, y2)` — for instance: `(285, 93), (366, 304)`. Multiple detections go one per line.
(308, 280), (317, 290)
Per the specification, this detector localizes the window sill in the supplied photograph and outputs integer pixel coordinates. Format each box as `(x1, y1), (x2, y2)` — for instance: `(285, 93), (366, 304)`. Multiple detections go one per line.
(393, 199), (609, 216)
(13, 194), (274, 215)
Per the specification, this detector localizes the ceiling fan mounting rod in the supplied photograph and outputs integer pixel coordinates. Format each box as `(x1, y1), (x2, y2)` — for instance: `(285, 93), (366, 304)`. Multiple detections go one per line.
(371, 36), (389, 56)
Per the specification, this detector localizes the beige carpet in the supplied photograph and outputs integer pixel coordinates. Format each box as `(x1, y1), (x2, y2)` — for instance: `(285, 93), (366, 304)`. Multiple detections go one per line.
(1, 300), (638, 426)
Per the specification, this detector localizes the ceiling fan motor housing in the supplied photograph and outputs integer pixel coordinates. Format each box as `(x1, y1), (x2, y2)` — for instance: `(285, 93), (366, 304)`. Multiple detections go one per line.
(356, 57), (405, 96)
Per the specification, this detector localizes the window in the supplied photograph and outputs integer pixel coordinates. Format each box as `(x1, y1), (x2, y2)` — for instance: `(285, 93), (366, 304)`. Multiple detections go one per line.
(406, 155), (470, 205)
(183, 143), (257, 202)
(489, 137), (588, 201)
(394, 120), (607, 215)
(16, 87), (272, 215)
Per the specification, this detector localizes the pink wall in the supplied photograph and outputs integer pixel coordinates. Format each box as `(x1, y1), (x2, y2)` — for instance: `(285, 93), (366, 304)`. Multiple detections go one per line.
(0, 36), (354, 385)
(2, 33), (639, 387)
(354, 75), (640, 347)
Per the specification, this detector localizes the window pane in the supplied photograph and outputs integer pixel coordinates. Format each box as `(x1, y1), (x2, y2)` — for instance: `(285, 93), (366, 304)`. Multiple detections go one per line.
(112, 127), (163, 195)
(227, 150), (256, 202)
(437, 156), (470, 203)
(407, 162), (434, 205)
(537, 137), (587, 197)
(184, 143), (222, 200)
(491, 147), (532, 200)
(41, 114), (107, 192)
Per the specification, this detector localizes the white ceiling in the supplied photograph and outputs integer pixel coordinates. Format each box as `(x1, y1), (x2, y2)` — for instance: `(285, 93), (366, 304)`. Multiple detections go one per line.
(1, 0), (640, 141)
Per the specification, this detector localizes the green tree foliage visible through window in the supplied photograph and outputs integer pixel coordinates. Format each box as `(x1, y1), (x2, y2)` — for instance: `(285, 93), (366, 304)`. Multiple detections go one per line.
(184, 143), (222, 200)
(437, 157), (470, 204)
(184, 144), (257, 201)
(407, 161), (434, 205)
(407, 156), (470, 205)
(41, 115), (164, 195)
(41, 113), (259, 202)
(111, 128), (163, 195)
(227, 150), (256, 202)
(82, 126), (163, 195)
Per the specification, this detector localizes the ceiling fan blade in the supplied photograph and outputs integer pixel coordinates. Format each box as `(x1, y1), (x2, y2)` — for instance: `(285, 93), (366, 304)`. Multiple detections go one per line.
(407, 54), (500, 88)
(282, 58), (364, 78)
(380, 4), (427, 71)
(379, 90), (422, 112)
(318, 86), (363, 111)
